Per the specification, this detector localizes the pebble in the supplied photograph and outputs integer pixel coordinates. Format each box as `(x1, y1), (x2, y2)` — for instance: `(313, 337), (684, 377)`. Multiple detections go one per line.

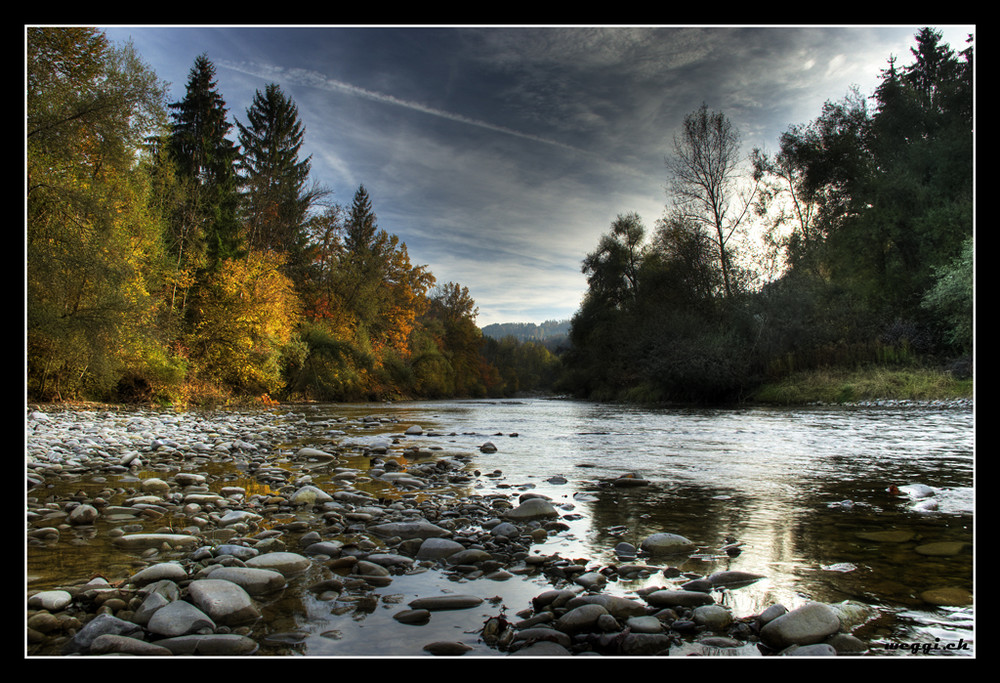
(24, 406), (914, 658)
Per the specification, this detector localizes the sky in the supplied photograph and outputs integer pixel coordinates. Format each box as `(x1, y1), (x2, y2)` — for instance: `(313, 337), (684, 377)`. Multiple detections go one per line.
(98, 24), (974, 328)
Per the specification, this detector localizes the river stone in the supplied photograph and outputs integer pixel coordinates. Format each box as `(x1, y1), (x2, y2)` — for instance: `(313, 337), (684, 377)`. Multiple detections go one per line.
(61, 614), (145, 654)
(215, 544), (259, 560)
(408, 594), (484, 611)
(423, 641), (473, 655)
(154, 634), (259, 655)
(707, 570), (766, 588)
(370, 520), (451, 540)
(141, 477), (171, 493)
(574, 571), (607, 591)
(505, 497), (559, 521)
(394, 609), (431, 625)
(509, 640), (573, 656)
(914, 541), (970, 556)
(693, 604), (733, 630)
(640, 532), (696, 555)
(555, 603), (609, 633)
(919, 587), (973, 606)
(67, 503), (99, 525)
(244, 551), (311, 577)
(28, 590), (72, 611)
(626, 615), (664, 633)
(447, 548), (492, 565)
(89, 634), (173, 656)
(855, 530), (915, 543)
(567, 594), (649, 618)
(130, 561), (188, 586)
(113, 533), (201, 549)
(289, 485), (333, 505)
(146, 599), (216, 637)
(206, 566), (287, 595)
(620, 633), (672, 655)
(759, 602), (841, 649)
(132, 590), (173, 626)
(783, 643), (838, 656)
(643, 589), (716, 608)
(186, 579), (260, 625)
(416, 537), (467, 561)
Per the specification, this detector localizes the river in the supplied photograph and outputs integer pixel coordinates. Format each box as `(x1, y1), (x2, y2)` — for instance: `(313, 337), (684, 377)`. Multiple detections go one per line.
(26, 397), (974, 656)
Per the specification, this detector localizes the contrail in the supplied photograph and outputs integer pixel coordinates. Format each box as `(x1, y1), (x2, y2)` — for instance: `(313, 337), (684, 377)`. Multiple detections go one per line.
(219, 60), (587, 155)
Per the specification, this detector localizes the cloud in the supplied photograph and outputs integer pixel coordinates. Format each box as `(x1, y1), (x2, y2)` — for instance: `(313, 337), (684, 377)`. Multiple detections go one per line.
(217, 59), (591, 156)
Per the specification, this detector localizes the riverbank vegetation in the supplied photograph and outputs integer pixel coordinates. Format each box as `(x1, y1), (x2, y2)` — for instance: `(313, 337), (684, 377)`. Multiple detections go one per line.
(560, 28), (974, 404)
(26, 28), (973, 407)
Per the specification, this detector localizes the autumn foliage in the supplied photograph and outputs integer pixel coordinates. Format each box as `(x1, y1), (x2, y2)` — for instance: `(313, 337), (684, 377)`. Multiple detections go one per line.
(26, 28), (525, 405)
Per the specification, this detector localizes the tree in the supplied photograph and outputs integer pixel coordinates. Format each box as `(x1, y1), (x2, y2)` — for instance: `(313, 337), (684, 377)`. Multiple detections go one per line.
(168, 54), (242, 269)
(185, 250), (301, 396)
(666, 104), (758, 298)
(27, 27), (172, 400)
(580, 211), (647, 309)
(237, 83), (324, 258)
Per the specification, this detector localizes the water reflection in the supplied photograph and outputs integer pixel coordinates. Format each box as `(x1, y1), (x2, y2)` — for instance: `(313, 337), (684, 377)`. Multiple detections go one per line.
(27, 398), (974, 655)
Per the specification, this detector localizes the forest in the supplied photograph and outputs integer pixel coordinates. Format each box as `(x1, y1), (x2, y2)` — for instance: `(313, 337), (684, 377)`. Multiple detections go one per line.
(562, 27), (974, 403)
(26, 27), (972, 406)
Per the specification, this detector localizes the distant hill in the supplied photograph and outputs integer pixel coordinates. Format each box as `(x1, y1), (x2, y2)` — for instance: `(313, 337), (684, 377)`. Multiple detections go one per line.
(481, 320), (571, 345)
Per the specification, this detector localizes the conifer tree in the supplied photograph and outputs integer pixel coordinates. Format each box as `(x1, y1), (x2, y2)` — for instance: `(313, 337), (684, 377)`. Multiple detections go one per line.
(237, 83), (320, 257)
(168, 54), (242, 269)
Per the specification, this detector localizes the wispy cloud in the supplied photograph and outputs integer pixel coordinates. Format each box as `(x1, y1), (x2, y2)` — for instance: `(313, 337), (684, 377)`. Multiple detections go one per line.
(218, 59), (590, 155)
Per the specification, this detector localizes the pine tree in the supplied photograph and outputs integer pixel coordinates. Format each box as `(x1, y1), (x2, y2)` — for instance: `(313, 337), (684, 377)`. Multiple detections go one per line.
(168, 54), (242, 269)
(237, 83), (319, 256)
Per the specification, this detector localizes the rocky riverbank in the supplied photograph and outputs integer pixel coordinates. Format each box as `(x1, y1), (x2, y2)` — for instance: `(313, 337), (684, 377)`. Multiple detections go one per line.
(27, 406), (903, 657)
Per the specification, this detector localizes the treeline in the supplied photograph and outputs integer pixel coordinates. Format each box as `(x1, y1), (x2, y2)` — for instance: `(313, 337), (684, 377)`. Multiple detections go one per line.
(561, 28), (974, 403)
(26, 28), (546, 405)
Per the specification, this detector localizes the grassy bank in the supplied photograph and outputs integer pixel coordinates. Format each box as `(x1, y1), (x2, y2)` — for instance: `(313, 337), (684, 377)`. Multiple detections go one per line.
(747, 366), (974, 406)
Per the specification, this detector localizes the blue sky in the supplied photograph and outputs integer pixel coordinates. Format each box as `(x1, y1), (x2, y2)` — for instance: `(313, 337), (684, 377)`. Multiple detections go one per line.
(99, 24), (974, 327)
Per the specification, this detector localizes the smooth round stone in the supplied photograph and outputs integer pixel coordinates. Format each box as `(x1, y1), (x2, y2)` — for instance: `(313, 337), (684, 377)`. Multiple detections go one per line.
(394, 609), (431, 625)
(567, 594), (649, 619)
(146, 599), (216, 637)
(914, 541), (970, 556)
(692, 604), (733, 630)
(626, 615), (664, 633)
(505, 498), (558, 521)
(215, 544), (259, 560)
(509, 641), (572, 656)
(640, 532), (696, 555)
(206, 566), (287, 595)
(186, 579), (260, 626)
(154, 634), (259, 655)
(289, 485), (333, 505)
(644, 589), (716, 608)
(555, 603), (609, 633)
(920, 587), (973, 606)
(130, 562), (188, 586)
(28, 590), (73, 611)
(423, 641), (473, 655)
(759, 602), (841, 649)
(408, 594), (484, 611)
(244, 551), (311, 577)
(89, 633), (173, 656)
(416, 537), (466, 561)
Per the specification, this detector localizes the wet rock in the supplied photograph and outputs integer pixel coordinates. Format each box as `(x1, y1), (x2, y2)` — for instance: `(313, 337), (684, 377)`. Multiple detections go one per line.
(61, 613), (145, 654)
(759, 602), (841, 649)
(920, 587), (973, 606)
(244, 551), (311, 577)
(186, 579), (261, 625)
(408, 594), (484, 611)
(423, 641), (473, 655)
(505, 498), (559, 521)
(644, 589), (716, 608)
(90, 634), (174, 656)
(204, 567), (287, 595)
(146, 599), (216, 637)
(640, 532), (696, 555)
(28, 590), (72, 611)
(154, 633), (260, 655)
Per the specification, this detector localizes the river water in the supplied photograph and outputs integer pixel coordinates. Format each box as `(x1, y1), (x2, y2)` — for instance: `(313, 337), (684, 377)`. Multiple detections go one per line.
(27, 398), (975, 657)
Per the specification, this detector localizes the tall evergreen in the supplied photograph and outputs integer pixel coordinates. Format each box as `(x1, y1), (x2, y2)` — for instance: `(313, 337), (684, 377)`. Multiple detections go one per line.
(237, 83), (318, 257)
(168, 54), (242, 269)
